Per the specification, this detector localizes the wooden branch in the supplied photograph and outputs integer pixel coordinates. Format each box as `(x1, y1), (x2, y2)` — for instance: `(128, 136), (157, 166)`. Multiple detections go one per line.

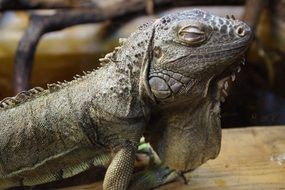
(0, 0), (245, 10)
(0, 0), (74, 10)
(14, 15), (45, 93)
(242, 0), (268, 30)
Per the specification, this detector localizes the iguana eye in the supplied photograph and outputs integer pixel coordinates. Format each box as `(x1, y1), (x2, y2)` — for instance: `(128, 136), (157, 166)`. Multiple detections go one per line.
(178, 26), (206, 45)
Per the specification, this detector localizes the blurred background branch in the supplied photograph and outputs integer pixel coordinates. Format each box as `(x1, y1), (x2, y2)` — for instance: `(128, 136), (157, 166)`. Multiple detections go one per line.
(0, 0), (245, 10)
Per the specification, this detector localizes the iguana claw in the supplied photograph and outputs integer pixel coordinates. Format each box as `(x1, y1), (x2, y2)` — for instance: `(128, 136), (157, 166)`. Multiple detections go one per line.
(129, 164), (178, 190)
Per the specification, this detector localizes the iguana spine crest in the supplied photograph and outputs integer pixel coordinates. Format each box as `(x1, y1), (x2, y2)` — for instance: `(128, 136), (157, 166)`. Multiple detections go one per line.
(0, 70), (98, 110)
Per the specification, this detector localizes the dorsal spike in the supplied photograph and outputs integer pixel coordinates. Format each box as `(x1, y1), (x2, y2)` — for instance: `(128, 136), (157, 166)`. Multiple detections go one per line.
(16, 91), (30, 99)
(99, 58), (109, 62)
(47, 84), (61, 92)
(16, 91), (33, 102)
(0, 101), (8, 108)
(29, 88), (40, 94)
(231, 15), (236, 20)
(1, 97), (13, 103)
(34, 87), (44, 92)
(105, 52), (113, 58)
(119, 38), (127, 45)
(226, 15), (230, 19)
(99, 57), (110, 66)
(0, 86), (47, 110)
(0, 97), (17, 106)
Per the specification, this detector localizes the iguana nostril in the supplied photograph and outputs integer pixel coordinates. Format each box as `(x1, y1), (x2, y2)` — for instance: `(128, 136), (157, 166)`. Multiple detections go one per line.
(236, 26), (246, 37)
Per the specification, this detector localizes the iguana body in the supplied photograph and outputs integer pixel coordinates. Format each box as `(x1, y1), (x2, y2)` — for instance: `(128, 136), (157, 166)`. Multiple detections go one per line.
(0, 10), (252, 190)
(0, 36), (147, 188)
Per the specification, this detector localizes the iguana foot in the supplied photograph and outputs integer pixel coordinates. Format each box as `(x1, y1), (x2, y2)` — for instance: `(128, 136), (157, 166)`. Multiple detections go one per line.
(131, 139), (179, 189)
(129, 161), (179, 190)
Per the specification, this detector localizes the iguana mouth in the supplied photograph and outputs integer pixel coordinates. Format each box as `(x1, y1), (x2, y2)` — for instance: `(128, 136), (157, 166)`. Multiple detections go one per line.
(212, 56), (245, 102)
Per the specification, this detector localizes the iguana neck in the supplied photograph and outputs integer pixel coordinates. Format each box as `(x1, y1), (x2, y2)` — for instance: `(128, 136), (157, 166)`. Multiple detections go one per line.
(102, 22), (156, 119)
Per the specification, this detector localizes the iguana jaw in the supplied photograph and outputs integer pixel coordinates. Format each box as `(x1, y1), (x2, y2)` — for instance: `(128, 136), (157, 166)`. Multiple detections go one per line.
(209, 55), (246, 103)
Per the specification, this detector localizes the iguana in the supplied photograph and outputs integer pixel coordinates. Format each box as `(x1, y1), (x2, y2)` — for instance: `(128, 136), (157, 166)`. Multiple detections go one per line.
(0, 9), (252, 190)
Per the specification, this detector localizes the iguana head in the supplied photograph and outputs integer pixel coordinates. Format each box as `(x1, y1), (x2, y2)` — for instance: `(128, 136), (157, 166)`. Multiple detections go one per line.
(146, 9), (252, 104)
(144, 10), (252, 172)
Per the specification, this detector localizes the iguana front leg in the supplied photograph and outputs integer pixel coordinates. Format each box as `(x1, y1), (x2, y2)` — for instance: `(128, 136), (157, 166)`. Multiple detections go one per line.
(102, 141), (177, 190)
(103, 141), (136, 190)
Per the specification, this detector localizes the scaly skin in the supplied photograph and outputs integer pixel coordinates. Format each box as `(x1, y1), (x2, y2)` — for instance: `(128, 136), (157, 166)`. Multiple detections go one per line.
(0, 9), (252, 190)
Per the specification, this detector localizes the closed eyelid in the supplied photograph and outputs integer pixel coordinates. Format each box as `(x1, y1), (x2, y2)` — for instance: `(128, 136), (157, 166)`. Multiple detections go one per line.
(182, 26), (205, 34)
(177, 26), (208, 46)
